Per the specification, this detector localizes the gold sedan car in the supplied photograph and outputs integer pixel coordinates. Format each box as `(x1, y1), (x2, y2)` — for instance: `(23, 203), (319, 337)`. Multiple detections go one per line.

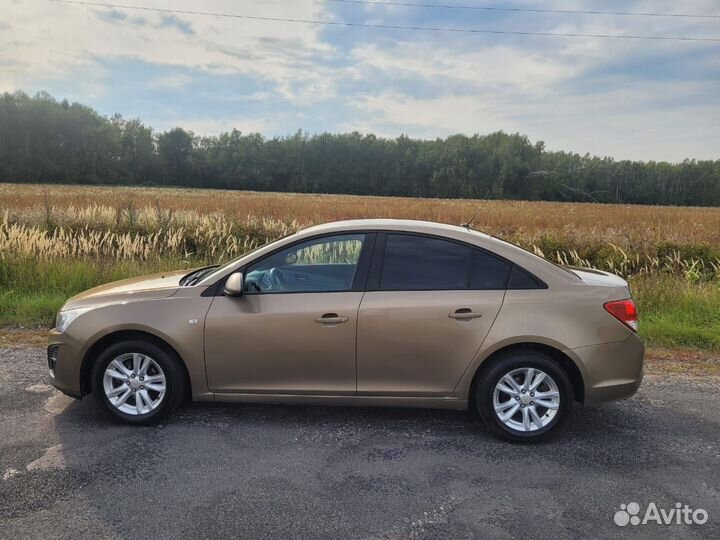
(48, 219), (644, 442)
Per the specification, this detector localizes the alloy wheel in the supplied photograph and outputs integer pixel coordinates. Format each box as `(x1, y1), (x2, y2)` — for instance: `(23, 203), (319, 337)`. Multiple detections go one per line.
(102, 353), (166, 415)
(492, 367), (560, 432)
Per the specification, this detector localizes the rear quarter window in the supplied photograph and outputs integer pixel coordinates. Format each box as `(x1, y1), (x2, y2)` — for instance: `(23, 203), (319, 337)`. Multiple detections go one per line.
(507, 264), (547, 290)
(469, 250), (511, 289)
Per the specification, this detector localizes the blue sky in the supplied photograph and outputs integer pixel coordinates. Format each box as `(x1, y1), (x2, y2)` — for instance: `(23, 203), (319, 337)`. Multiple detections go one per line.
(2, 0), (719, 161)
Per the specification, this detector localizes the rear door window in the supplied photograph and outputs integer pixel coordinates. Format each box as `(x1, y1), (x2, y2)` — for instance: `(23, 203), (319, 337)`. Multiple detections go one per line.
(380, 234), (469, 290)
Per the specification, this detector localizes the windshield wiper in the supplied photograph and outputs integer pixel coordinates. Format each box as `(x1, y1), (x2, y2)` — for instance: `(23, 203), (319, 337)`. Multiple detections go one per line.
(180, 265), (219, 286)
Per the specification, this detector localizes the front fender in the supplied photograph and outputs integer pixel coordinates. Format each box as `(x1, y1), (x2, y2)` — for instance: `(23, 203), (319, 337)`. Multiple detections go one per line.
(65, 292), (214, 399)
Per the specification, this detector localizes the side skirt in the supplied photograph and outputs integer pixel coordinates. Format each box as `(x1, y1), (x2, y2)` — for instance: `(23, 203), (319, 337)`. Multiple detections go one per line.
(207, 393), (468, 411)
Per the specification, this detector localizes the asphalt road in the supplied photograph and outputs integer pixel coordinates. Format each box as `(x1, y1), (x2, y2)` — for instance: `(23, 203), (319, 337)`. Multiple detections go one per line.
(1, 347), (719, 540)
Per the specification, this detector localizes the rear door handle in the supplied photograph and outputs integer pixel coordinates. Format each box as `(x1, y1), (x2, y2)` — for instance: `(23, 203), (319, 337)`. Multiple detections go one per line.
(315, 313), (349, 325)
(449, 308), (483, 320)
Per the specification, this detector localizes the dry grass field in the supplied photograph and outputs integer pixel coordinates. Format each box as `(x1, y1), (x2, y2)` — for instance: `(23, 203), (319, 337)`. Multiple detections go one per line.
(5, 182), (719, 245)
(1, 183), (719, 351)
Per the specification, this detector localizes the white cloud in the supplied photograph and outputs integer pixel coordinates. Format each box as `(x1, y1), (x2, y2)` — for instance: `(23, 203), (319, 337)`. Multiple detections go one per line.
(351, 42), (580, 92)
(147, 73), (193, 89)
(338, 0), (720, 161)
(0, 0), (337, 100)
(352, 82), (720, 161)
(1, 0), (718, 160)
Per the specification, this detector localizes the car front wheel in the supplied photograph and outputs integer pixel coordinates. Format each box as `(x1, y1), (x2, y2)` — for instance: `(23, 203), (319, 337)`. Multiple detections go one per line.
(91, 339), (185, 425)
(475, 351), (573, 443)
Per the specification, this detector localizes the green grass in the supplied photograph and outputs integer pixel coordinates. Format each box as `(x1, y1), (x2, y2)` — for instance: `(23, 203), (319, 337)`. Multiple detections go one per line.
(631, 276), (720, 351)
(0, 257), (718, 353)
(0, 290), (68, 328)
(0, 257), (196, 327)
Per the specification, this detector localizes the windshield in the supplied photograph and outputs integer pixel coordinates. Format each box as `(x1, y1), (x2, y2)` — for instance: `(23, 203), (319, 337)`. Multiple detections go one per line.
(196, 232), (296, 285)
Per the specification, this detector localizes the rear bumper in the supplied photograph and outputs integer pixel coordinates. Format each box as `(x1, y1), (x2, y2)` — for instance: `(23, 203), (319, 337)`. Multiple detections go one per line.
(570, 334), (645, 405)
(47, 329), (84, 399)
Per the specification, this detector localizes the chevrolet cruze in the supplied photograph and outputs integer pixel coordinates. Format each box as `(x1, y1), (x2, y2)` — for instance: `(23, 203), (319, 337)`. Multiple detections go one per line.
(48, 219), (644, 442)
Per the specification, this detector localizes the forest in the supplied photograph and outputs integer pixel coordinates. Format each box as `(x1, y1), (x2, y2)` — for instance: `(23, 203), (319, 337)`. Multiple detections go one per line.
(1, 90), (718, 206)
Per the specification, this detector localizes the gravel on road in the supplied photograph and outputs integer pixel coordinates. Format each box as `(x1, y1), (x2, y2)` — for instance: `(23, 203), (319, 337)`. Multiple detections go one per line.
(1, 347), (719, 539)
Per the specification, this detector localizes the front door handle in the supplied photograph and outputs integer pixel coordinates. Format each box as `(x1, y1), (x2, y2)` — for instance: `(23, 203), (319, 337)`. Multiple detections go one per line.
(449, 308), (483, 320)
(315, 313), (349, 325)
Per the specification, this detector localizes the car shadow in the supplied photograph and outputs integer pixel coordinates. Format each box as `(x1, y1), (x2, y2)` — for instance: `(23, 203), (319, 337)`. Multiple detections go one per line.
(37, 390), (716, 538)
(51, 392), (671, 463)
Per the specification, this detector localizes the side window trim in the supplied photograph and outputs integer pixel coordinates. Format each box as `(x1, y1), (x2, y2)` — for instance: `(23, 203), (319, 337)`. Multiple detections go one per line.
(364, 230), (546, 292)
(366, 232), (386, 291)
(207, 229), (549, 295)
(465, 247), (473, 289)
(351, 232), (377, 290)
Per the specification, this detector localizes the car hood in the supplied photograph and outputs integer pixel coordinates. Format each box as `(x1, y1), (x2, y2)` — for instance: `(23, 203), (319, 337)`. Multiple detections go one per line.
(561, 265), (628, 287)
(61, 269), (189, 311)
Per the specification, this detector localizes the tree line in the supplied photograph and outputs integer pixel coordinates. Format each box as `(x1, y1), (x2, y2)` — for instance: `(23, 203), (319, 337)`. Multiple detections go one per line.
(1, 91), (718, 206)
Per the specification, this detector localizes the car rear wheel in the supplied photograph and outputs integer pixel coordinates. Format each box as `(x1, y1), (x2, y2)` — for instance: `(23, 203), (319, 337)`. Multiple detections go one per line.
(475, 351), (572, 443)
(91, 339), (185, 425)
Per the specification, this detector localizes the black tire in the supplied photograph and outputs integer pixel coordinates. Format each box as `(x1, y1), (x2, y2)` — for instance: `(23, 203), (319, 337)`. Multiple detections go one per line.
(475, 350), (573, 443)
(91, 339), (186, 425)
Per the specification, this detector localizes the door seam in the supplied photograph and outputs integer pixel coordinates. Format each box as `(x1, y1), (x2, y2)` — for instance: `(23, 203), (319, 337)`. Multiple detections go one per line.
(354, 291), (367, 393)
(450, 288), (508, 395)
(201, 293), (219, 399)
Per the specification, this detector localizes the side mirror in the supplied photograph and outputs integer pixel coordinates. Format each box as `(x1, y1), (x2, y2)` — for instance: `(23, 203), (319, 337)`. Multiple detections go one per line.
(224, 272), (244, 297)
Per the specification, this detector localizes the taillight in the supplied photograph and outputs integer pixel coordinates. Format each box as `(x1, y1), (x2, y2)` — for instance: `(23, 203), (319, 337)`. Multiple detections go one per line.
(604, 299), (638, 332)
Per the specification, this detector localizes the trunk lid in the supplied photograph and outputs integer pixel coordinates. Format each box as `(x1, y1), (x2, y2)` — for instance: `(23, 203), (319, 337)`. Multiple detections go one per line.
(561, 265), (629, 288)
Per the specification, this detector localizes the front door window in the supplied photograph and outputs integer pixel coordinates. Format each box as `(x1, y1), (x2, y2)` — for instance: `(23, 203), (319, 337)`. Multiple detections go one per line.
(244, 234), (366, 293)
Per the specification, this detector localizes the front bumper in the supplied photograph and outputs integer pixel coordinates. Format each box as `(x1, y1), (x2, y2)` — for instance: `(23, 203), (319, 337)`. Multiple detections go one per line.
(47, 329), (84, 399)
(571, 333), (645, 406)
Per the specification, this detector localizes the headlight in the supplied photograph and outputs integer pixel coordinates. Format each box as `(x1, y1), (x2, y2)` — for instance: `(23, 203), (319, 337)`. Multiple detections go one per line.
(55, 308), (92, 333)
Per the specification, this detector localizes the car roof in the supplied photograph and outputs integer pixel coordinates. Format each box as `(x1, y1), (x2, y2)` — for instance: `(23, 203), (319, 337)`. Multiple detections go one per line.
(296, 219), (575, 284)
(199, 218), (576, 287)
(297, 218), (493, 239)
